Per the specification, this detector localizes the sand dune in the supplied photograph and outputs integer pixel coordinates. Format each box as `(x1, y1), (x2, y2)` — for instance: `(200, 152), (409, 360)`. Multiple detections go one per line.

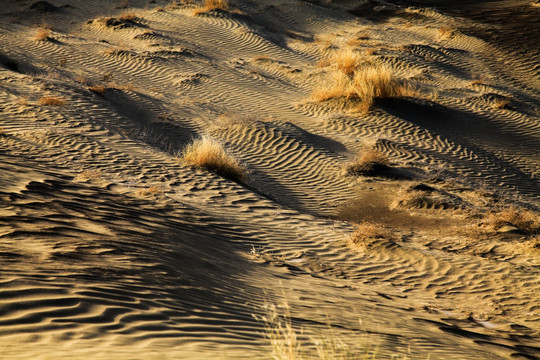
(1, 0), (539, 359)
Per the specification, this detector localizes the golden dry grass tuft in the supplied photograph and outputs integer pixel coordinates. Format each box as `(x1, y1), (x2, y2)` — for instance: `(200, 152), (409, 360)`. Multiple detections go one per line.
(16, 97), (29, 106)
(34, 28), (51, 41)
(119, 12), (137, 21)
(254, 298), (375, 360)
(254, 301), (302, 360)
(180, 135), (245, 180)
(346, 148), (389, 175)
(192, 0), (229, 15)
(492, 98), (510, 110)
(135, 186), (161, 197)
(88, 84), (106, 95)
(38, 96), (66, 106)
(76, 169), (102, 180)
(348, 222), (396, 251)
(313, 63), (412, 114)
(334, 51), (363, 76)
(485, 207), (540, 234)
(437, 26), (455, 40)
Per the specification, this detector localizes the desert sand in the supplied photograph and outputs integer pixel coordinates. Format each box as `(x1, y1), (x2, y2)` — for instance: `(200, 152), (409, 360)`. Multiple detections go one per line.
(1, 0), (539, 359)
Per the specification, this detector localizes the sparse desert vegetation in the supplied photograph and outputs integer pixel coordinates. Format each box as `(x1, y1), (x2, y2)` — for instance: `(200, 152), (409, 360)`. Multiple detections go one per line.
(193, 0), (230, 15)
(313, 59), (414, 113)
(254, 299), (373, 360)
(119, 12), (138, 22)
(492, 98), (510, 109)
(88, 84), (107, 95)
(484, 206), (540, 234)
(437, 26), (455, 40)
(135, 186), (161, 197)
(179, 135), (245, 180)
(348, 222), (397, 251)
(34, 27), (51, 41)
(346, 148), (390, 175)
(75, 169), (103, 180)
(38, 96), (67, 106)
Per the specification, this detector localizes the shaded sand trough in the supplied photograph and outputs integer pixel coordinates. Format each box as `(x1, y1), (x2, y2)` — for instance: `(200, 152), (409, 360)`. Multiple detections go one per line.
(1, 0), (539, 359)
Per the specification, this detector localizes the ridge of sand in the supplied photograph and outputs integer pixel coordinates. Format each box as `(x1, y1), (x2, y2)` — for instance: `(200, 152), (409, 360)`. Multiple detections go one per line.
(1, 0), (539, 359)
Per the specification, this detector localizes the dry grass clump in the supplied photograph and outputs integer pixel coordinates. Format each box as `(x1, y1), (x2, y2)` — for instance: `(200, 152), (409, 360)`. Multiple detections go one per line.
(179, 135), (245, 180)
(192, 0), (229, 15)
(492, 98), (510, 110)
(437, 26), (455, 40)
(346, 149), (389, 176)
(313, 63), (411, 114)
(485, 207), (540, 234)
(88, 84), (106, 95)
(135, 186), (161, 197)
(38, 96), (66, 106)
(348, 222), (396, 251)
(34, 28), (51, 41)
(76, 169), (102, 180)
(253, 299), (372, 360)
(319, 51), (363, 76)
(119, 12), (137, 21)
(254, 301), (302, 360)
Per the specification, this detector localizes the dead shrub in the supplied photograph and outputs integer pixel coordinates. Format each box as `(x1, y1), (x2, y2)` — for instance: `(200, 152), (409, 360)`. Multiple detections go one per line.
(179, 135), (245, 180)
(135, 186), (161, 196)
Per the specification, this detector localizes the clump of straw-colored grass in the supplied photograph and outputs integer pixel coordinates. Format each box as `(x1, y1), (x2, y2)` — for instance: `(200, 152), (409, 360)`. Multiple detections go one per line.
(179, 135), (245, 180)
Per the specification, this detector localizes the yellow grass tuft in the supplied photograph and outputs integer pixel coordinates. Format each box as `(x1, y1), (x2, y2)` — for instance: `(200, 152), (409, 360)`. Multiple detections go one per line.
(313, 64), (410, 114)
(192, 0), (229, 15)
(38, 96), (66, 106)
(437, 26), (455, 40)
(348, 222), (396, 251)
(319, 50), (364, 76)
(346, 148), (389, 175)
(254, 297), (375, 360)
(485, 207), (539, 234)
(119, 12), (137, 21)
(180, 135), (245, 180)
(76, 169), (102, 180)
(135, 186), (161, 197)
(34, 28), (51, 41)
(334, 51), (363, 76)
(88, 84), (106, 95)
(492, 98), (510, 110)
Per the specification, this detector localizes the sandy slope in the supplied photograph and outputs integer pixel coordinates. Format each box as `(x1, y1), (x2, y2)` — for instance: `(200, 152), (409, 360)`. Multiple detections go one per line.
(1, 0), (539, 359)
